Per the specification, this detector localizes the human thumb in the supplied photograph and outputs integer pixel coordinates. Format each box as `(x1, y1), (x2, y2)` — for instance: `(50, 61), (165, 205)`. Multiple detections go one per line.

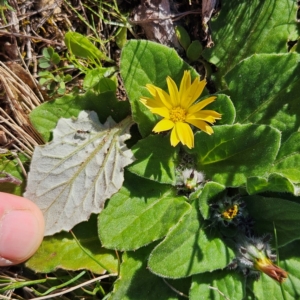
(0, 192), (45, 266)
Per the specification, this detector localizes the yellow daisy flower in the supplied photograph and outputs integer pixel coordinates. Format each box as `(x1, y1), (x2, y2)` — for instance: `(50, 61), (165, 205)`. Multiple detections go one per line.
(140, 70), (221, 149)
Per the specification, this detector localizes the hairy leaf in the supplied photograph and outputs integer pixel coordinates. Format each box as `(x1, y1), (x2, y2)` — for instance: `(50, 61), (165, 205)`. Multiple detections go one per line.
(99, 172), (190, 250)
(190, 270), (245, 300)
(271, 132), (300, 183)
(127, 135), (179, 185)
(244, 195), (300, 247)
(148, 201), (234, 278)
(25, 111), (134, 235)
(188, 124), (281, 187)
(203, 0), (298, 84)
(247, 174), (296, 195)
(225, 53), (300, 142)
(109, 244), (185, 300)
(26, 215), (118, 274)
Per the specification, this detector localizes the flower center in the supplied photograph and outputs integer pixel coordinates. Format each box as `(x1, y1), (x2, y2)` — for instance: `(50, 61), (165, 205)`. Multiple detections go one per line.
(169, 106), (186, 123)
(222, 205), (238, 220)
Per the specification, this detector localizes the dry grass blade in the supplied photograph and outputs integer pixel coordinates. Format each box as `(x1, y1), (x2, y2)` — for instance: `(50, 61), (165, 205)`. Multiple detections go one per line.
(0, 62), (44, 156)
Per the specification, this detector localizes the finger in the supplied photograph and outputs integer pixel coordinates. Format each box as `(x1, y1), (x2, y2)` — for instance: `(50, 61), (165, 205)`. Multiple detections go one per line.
(0, 192), (45, 266)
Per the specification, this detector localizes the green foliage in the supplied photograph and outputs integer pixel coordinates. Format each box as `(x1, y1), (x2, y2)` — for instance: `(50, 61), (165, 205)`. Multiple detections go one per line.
(39, 47), (60, 68)
(148, 201), (235, 278)
(186, 40), (203, 62)
(38, 47), (72, 96)
(202, 0), (299, 87)
(244, 196), (300, 247)
(0, 153), (27, 195)
(7, 0), (300, 298)
(175, 25), (191, 50)
(225, 53), (300, 142)
(188, 124), (281, 187)
(99, 172), (190, 251)
(29, 90), (130, 141)
(26, 215), (118, 274)
(110, 244), (186, 299)
(190, 270), (245, 300)
(128, 135), (179, 184)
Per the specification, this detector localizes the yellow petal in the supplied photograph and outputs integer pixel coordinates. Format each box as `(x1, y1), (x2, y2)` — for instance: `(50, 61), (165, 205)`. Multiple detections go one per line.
(153, 119), (174, 133)
(174, 122), (194, 148)
(187, 119), (214, 135)
(156, 87), (173, 109)
(170, 127), (180, 147)
(146, 84), (172, 109)
(146, 84), (158, 97)
(187, 96), (216, 114)
(140, 97), (164, 109)
(151, 107), (170, 118)
(183, 78), (207, 109)
(187, 110), (222, 123)
(179, 71), (191, 101)
(167, 76), (180, 107)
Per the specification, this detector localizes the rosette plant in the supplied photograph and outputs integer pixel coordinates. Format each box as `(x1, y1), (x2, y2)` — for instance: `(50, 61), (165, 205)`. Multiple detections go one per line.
(3, 0), (300, 299)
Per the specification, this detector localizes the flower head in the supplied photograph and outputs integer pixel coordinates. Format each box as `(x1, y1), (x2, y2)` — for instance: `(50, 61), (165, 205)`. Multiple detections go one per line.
(176, 168), (205, 191)
(229, 235), (288, 283)
(140, 70), (221, 149)
(210, 195), (247, 227)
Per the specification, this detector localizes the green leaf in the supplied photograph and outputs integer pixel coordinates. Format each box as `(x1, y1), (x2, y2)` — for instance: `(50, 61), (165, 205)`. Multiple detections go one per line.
(271, 132), (300, 183)
(29, 90), (130, 141)
(175, 25), (191, 50)
(0, 155), (26, 195)
(275, 240), (300, 299)
(64, 32), (104, 62)
(186, 40), (203, 62)
(99, 172), (190, 250)
(225, 53), (300, 142)
(115, 27), (127, 49)
(148, 201), (235, 278)
(38, 58), (50, 69)
(203, 0), (298, 83)
(42, 47), (52, 59)
(57, 88), (66, 95)
(24, 112), (134, 235)
(243, 195), (300, 247)
(120, 40), (200, 137)
(188, 124), (281, 187)
(83, 67), (116, 90)
(246, 174), (295, 195)
(26, 215), (118, 274)
(110, 244), (183, 300)
(51, 52), (60, 65)
(251, 273), (289, 300)
(95, 78), (117, 93)
(190, 270), (245, 300)
(39, 70), (54, 79)
(59, 81), (65, 89)
(127, 135), (179, 185)
(199, 182), (226, 219)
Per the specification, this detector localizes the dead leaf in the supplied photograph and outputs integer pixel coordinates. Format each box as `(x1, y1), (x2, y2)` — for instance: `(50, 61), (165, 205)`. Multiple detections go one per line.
(202, 0), (217, 47)
(132, 0), (181, 48)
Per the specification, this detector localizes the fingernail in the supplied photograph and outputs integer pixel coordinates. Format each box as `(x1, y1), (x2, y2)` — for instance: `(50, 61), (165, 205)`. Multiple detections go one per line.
(0, 210), (41, 263)
(0, 257), (14, 266)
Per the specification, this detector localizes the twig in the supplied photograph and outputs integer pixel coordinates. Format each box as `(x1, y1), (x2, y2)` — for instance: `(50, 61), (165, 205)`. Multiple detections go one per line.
(0, 30), (62, 45)
(208, 286), (230, 300)
(129, 9), (201, 24)
(162, 278), (189, 298)
(0, 2), (62, 29)
(30, 273), (117, 300)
